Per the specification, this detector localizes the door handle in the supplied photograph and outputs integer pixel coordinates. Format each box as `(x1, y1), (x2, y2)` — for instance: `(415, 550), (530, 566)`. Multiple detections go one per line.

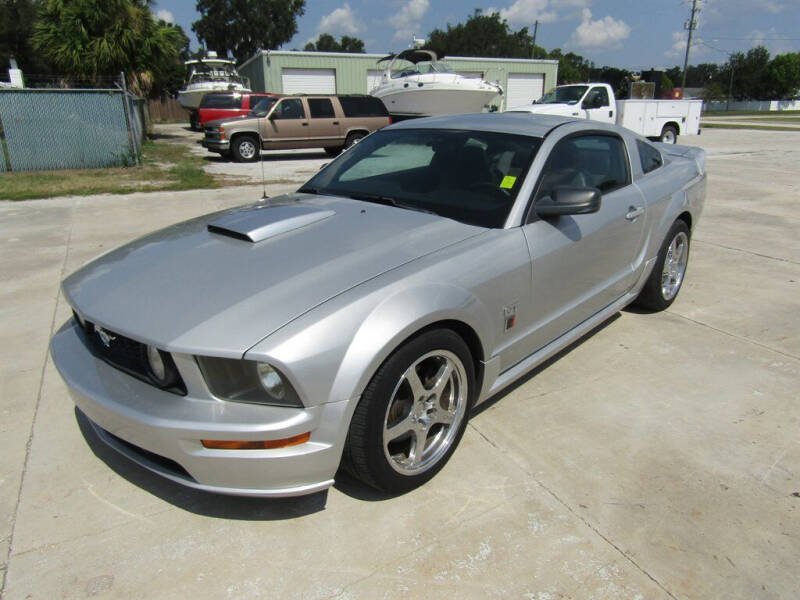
(332, 121), (339, 125)
(625, 206), (644, 221)
(301, 122), (309, 126)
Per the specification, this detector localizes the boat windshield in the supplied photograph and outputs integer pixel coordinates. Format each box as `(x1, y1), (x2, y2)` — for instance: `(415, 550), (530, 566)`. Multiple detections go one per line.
(189, 63), (247, 85)
(537, 86), (588, 105)
(390, 60), (454, 78)
(299, 128), (541, 228)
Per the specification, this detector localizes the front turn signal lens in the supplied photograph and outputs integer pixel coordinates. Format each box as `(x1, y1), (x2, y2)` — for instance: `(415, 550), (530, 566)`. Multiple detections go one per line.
(201, 432), (310, 450)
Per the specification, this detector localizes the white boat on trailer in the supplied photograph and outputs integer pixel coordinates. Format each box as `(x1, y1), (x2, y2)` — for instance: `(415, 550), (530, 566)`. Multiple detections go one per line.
(369, 49), (503, 118)
(177, 51), (251, 128)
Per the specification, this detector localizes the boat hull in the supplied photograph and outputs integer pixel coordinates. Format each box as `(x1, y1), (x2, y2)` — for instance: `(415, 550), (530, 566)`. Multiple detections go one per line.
(371, 85), (501, 117)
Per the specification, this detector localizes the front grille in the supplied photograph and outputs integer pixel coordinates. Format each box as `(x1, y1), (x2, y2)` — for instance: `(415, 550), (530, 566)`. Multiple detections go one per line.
(204, 129), (222, 141)
(75, 313), (186, 395)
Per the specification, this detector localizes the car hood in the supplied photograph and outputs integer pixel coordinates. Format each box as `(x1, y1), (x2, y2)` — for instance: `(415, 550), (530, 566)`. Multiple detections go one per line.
(62, 194), (484, 357)
(524, 103), (577, 115)
(204, 115), (255, 128)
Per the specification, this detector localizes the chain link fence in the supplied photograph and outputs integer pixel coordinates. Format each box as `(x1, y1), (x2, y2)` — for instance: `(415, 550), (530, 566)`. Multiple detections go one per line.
(0, 88), (147, 172)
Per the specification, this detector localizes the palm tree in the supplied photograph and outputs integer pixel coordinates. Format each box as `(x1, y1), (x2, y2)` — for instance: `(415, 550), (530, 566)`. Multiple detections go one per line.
(32, 0), (185, 94)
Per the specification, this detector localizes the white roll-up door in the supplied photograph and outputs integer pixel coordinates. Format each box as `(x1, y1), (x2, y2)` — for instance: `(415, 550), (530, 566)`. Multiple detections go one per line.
(367, 70), (384, 93)
(506, 73), (545, 109)
(281, 68), (336, 94)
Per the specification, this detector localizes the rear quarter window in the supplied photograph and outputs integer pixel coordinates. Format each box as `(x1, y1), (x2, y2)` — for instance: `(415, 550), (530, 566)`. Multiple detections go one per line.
(339, 96), (389, 118)
(637, 139), (663, 174)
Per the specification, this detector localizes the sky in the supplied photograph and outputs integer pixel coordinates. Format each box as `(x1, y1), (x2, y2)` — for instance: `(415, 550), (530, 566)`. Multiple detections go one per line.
(151, 0), (800, 69)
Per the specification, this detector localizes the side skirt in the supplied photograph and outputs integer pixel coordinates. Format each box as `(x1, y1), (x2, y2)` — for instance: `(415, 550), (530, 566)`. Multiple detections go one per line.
(477, 289), (639, 405)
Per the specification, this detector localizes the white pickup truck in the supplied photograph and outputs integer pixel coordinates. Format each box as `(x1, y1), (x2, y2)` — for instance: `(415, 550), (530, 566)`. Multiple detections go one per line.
(507, 83), (702, 144)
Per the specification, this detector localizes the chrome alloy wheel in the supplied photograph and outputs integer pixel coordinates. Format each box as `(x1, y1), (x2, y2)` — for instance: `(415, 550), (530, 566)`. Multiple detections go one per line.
(237, 139), (257, 160)
(382, 350), (468, 475)
(662, 231), (689, 300)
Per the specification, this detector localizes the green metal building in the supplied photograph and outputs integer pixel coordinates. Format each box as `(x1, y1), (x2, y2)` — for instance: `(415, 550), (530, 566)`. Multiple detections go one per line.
(238, 51), (558, 111)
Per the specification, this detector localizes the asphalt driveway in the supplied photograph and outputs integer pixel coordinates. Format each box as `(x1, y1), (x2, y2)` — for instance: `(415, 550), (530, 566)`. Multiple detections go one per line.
(0, 128), (798, 599)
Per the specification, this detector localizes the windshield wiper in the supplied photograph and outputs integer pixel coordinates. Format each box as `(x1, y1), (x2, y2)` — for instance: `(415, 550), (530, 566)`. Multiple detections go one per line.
(345, 192), (436, 215)
(297, 186), (328, 195)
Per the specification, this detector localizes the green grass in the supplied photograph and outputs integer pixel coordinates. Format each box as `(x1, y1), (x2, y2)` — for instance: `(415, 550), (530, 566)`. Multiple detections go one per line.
(701, 122), (800, 132)
(0, 139), (221, 201)
(703, 109), (800, 117)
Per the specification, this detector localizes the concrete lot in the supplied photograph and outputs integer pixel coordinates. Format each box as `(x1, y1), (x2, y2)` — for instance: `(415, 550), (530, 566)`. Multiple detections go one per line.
(1, 128), (798, 599)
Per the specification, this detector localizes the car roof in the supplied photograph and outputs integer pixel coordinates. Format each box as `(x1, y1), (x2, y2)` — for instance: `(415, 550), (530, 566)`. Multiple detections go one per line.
(387, 112), (577, 138)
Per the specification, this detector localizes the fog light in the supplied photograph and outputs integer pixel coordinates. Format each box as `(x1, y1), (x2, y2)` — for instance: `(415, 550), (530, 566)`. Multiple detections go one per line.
(201, 432), (311, 450)
(146, 345), (167, 382)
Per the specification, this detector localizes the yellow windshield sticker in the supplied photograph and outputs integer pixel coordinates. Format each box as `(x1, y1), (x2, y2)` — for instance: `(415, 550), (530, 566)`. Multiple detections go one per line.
(500, 175), (517, 189)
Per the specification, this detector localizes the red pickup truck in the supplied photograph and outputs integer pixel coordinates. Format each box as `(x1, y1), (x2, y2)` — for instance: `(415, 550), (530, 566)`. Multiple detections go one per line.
(197, 92), (281, 128)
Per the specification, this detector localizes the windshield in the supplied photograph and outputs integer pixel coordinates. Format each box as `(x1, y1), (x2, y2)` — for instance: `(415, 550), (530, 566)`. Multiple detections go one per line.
(538, 85), (589, 105)
(249, 97), (277, 117)
(391, 60), (454, 78)
(299, 129), (540, 228)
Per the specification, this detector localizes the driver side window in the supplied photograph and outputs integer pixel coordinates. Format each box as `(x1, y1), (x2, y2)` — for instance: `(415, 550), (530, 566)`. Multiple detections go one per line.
(583, 87), (610, 109)
(535, 134), (630, 202)
(272, 98), (305, 120)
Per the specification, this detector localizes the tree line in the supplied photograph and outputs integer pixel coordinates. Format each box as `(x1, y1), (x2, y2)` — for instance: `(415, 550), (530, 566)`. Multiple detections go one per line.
(1, 1), (798, 100)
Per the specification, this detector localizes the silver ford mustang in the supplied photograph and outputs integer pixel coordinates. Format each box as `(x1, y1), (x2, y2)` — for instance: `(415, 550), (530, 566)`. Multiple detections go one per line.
(50, 113), (706, 497)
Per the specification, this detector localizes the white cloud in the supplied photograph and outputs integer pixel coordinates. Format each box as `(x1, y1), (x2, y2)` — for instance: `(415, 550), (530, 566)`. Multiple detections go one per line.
(569, 8), (630, 48)
(492, 0), (590, 28)
(496, 0), (557, 27)
(318, 3), (363, 35)
(392, 0), (430, 42)
(155, 9), (174, 23)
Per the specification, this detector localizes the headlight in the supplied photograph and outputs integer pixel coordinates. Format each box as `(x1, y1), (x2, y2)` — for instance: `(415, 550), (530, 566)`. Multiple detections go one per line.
(196, 356), (302, 407)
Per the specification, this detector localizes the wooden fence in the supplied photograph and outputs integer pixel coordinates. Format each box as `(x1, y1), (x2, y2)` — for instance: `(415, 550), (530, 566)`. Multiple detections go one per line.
(148, 97), (189, 122)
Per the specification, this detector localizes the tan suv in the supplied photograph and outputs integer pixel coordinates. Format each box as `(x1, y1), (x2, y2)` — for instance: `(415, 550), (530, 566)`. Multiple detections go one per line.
(202, 94), (391, 162)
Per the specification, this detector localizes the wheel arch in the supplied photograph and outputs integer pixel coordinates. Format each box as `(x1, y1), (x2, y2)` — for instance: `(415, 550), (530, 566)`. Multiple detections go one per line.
(676, 210), (692, 231)
(663, 121), (681, 135)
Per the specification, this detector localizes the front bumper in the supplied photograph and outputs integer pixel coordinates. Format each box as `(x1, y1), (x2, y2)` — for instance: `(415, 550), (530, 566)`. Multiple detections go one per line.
(201, 139), (230, 152)
(50, 321), (348, 497)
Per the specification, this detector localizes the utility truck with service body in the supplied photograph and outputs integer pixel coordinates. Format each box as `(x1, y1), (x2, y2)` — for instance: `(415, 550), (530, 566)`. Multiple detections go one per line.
(507, 83), (702, 144)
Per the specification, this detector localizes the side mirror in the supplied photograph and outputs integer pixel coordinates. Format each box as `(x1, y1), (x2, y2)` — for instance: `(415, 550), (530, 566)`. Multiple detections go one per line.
(536, 186), (602, 217)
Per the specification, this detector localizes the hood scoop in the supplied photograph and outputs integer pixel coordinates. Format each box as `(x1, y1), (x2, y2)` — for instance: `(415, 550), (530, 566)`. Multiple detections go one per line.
(207, 205), (335, 243)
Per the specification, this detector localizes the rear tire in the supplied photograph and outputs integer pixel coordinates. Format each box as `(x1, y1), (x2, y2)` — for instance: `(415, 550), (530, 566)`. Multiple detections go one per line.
(660, 124), (678, 144)
(635, 220), (691, 311)
(342, 329), (475, 494)
(231, 135), (260, 162)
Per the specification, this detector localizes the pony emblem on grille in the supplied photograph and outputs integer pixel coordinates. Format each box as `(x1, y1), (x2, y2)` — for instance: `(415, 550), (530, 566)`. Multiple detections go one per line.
(94, 326), (116, 348)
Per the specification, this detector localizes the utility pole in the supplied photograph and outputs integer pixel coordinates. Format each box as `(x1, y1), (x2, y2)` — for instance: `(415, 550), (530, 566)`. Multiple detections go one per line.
(681, 0), (700, 91)
(531, 20), (539, 58)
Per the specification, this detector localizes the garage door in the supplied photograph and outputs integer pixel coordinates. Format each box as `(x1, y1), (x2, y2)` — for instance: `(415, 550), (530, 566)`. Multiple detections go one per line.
(281, 68), (336, 94)
(506, 73), (545, 109)
(366, 69), (384, 93)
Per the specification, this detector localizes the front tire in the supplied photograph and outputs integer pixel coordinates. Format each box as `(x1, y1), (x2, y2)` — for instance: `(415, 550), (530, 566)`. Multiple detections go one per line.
(231, 135), (260, 162)
(343, 329), (475, 494)
(635, 220), (691, 311)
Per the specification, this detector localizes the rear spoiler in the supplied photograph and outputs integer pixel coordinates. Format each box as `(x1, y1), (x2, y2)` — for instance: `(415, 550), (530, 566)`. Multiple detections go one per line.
(657, 143), (706, 175)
